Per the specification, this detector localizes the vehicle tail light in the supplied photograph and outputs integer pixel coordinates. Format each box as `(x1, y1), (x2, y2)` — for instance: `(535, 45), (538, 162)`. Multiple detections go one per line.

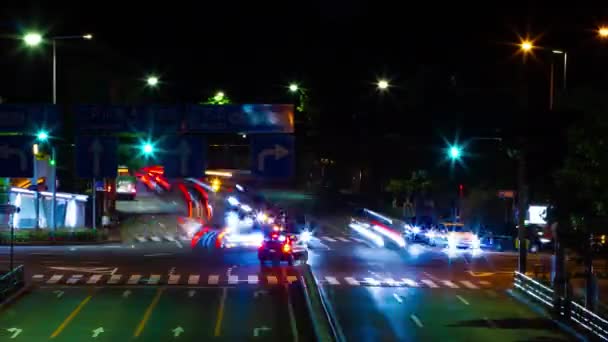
(271, 233), (278, 240)
(282, 243), (291, 253)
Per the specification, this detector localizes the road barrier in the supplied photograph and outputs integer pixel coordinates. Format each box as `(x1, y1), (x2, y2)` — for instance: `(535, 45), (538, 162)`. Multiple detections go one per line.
(0, 265), (24, 303)
(514, 271), (608, 340)
(299, 265), (343, 342)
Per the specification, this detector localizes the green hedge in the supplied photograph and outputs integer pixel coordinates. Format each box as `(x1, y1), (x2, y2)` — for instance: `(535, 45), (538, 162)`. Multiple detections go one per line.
(0, 228), (108, 243)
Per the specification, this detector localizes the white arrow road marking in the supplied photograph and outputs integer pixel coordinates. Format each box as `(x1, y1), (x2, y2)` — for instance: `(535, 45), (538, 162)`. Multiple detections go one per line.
(90, 139), (103, 177)
(32, 274), (44, 281)
(253, 326), (271, 337)
(122, 290), (131, 298)
(393, 293), (403, 303)
(92, 327), (104, 338)
(135, 236), (147, 242)
(172, 326), (185, 337)
(344, 277), (360, 286)
(456, 295), (470, 305)
(336, 237), (351, 242)
(320, 236), (336, 242)
(54, 290), (64, 298)
(164, 235), (176, 242)
(6, 328), (22, 339)
(410, 314), (424, 328)
(257, 144), (289, 172)
(188, 275), (199, 285)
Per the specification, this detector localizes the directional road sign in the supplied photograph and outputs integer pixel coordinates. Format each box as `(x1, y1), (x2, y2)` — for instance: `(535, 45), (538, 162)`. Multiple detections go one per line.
(0, 105), (58, 132)
(76, 136), (118, 178)
(161, 136), (206, 178)
(0, 136), (34, 177)
(251, 135), (294, 179)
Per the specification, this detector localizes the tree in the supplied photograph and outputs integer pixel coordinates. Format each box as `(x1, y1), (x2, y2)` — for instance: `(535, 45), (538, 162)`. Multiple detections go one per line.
(385, 170), (432, 208)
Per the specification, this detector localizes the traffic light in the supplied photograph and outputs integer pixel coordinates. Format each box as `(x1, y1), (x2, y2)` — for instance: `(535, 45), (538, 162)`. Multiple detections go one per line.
(449, 146), (461, 160)
(36, 130), (49, 141)
(141, 142), (155, 156)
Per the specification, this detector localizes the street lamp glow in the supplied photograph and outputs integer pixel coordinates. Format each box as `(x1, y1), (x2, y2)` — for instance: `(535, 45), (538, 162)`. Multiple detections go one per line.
(520, 40), (534, 53)
(146, 76), (159, 87)
(23, 32), (43, 47)
(552, 50), (564, 54)
(449, 146), (461, 160)
(142, 142), (154, 155)
(82, 34), (93, 40)
(599, 27), (608, 38)
(36, 131), (49, 141)
(288, 83), (299, 92)
(377, 79), (389, 90)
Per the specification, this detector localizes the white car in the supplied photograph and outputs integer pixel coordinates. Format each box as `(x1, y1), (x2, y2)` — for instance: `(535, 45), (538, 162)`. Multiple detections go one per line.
(446, 226), (480, 250)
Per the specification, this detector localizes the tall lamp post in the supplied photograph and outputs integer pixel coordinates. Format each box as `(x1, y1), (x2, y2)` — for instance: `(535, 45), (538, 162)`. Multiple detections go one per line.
(519, 40), (567, 110)
(23, 32), (93, 104)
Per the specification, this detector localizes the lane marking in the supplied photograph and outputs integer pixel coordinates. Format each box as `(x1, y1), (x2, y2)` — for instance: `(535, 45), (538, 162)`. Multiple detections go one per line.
(410, 314), (424, 328)
(50, 295), (92, 338)
(267, 276), (278, 285)
(175, 241), (183, 248)
(478, 280), (492, 286)
(228, 275), (238, 285)
(393, 293), (403, 303)
(214, 288), (228, 337)
(66, 275), (83, 285)
(401, 278), (418, 287)
(325, 276), (340, 285)
(127, 275), (142, 285)
(423, 272), (440, 281)
(150, 236), (161, 242)
(421, 279), (438, 288)
(108, 274), (122, 284)
(336, 237), (351, 242)
(168, 274), (181, 285)
(345, 277), (360, 286)
(441, 280), (459, 288)
(148, 274), (161, 285)
(321, 236), (336, 242)
(286, 283), (299, 342)
(47, 274), (63, 284)
(87, 274), (102, 284)
(248, 275), (259, 284)
(188, 275), (200, 285)
(364, 278), (381, 286)
(133, 288), (164, 337)
(384, 278), (400, 286)
(456, 295), (470, 305)
(208, 275), (219, 285)
(32, 274), (44, 281)
(460, 280), (478, 289)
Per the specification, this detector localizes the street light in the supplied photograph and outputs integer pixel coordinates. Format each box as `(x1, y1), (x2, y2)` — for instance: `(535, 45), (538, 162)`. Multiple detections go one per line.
(22, 32), (93, 104)
(377, 79), (389, 90)
(599, 26), (608, 38)
(520, 40), (534, 53)
(146, 75), (159, 87)
(214, 91), (225, 102)
(448, 146), (461, 160)
(288, 83), (299, 93)
(141, 142), (155, 156)
(36, 130), (49, 141)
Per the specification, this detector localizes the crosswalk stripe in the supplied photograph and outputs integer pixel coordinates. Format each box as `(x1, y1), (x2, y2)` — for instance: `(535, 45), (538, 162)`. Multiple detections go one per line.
(208, 275), (219, 285)
(325, 276), (340, 285)
(66, 275), (83, 284)
(188, 275), (200, 285)
(87, 274), (102, 284)
(421, 279), (439, 288)
(248, 275), (259, 284)
(384, 278), (400, 286)
(168, 274), (181, 285)
(321, 236), (337, 242)
(150, 236), (161, 242)
(401, 278), (418, 287)
(148, 274), (161, 285)
(460, 280), (478, 289)
(108, 274), (122, 284)
(286, 276), (298, 284)
(135, 236), (146, 242)
(336, 237), (351, 242)
(127, 274), (142, 285)
(478, 280), (491, 286)
(228, 275), (238, 284)
(47, 274), (63, 284)
(351, 237), (366, 243)
(345, 277), (360, 286)
(364, 277), (381, 286)
(267, 276), (278, 285)
(32, 274), (44, 281)
(442, 280), (459, 288)
(164, 235), (176, 242)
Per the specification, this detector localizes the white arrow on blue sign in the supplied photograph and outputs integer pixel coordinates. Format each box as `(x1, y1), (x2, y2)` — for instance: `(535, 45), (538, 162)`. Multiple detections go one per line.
(76, 136), (118, 178)
(161, 136), (206, 178)
(251, 135), (294, 179)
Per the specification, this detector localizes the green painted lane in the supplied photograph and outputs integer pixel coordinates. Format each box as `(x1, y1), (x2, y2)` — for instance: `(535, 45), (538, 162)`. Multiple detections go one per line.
(0, 288), (91, 341)
(51, 287), (159, 341)
(138, 287), (222, 340)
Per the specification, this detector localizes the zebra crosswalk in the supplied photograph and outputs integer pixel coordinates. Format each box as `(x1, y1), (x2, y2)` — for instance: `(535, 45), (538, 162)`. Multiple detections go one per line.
(317, 276), (491, 289)
(318, 236), (369, 244)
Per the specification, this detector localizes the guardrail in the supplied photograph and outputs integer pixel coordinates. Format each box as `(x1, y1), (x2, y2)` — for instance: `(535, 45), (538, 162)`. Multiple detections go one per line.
(0, 265), (24, 303)
(514, 271), (608, 341)
(299, 265), (343, 342)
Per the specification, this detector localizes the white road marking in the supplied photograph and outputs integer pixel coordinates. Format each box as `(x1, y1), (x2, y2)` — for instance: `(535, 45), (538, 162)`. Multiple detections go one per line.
(345, 277), (360, 286)
(248, 275), (259, 284)
(148, 274), (161, 285)
(87, 274), (102, 284)
(420, 279), (439, 289)
(441, 280), (459, 288)
(208, 275), (219, 285)
(321, 236), (337, 242)
(32, 274), (44, 281)
(150, 236), (161, 242)
(401, 278), (418, 287)
(351, 237), (366, 243)
(393, 293), (403, 303)
(164, 235), (176, 242)
(108, 274), (122, 284)
(325, 276), (340, 285)
(410, 314), (424, 328)
(66, 275), (83, 284)
(175, 241), (183, 248)
(460, 280), (478, 289)
(456, 295), (470, 305)
(364, 278), (381, 286)
(478, 280), (492, 286)
(135, 236), (146, 242)
(168, 274), (181, 285)
(384, 278), (400, 286)
(336, 237), (351, 242)
(127, 274), (142, 285)
(286, 276), (298, 284)
(188, 275), (200, 285)
(423, 272), (440, 281)
(228, 275), (239, 284)
(267, 276), (278, 285)
(47, 274), (63, 284)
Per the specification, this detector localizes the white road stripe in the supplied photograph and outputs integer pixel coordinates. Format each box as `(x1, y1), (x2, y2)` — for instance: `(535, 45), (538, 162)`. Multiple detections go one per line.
(441, 280), (459, 288)
(351, 237), (366, 243)
(410, 314), (424, 328)
(345, 277), (360, 286)
(336, 237), (351, 242)
(421, 279), (438, 288)
(401, 278), (418, 287)
(148, 274), (161, 285)
(87, 274), (102, 284)
(164, 235), (176, 242)
(325, 276), (340, 285)
(456, 295), (470, 305)
(228, 275), (238, 284)
(321, 236), (337, 242)
(247, 275), (258, 284)
(32, 274), (44, 281)
(364, 278), (381, 286)
(168, 274), (181, 285)
(150, 236), (161, 242)
(108, 274), (122, 284)
(267, 276), (278, 285)
(208, 275), (219, 285)
(188, 275), (200, 285)
(135, 236), (146, 242)
(393, 293), (403, 303)
(460, 280), (478, 289)
(66, 275), (83, 284)
(127, 274), (142, 285)
(47, 274), (63, 284)
(286, 276), (298, 284)
(478, 280), (492, 286)
(384, 278), (400, 286)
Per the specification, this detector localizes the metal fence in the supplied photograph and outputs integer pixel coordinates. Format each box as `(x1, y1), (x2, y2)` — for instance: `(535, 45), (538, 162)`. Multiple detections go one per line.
(514, 271), (608, 341)
(0, 265), (24, 303)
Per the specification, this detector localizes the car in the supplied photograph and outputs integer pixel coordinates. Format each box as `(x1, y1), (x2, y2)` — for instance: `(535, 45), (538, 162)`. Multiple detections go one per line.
(446, 225), (481, 250)
(258, 232), (308, 265)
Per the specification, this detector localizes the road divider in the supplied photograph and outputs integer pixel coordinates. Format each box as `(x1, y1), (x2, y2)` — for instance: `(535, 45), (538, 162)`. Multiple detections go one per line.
(299, 265), (343, 342)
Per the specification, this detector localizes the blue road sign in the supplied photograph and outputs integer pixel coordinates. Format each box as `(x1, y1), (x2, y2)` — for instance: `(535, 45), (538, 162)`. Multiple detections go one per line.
(251, 135), (294, 179)
(0, 136), (34, 177)
(161, 136), (206, 178)
(76, 136), (118, 178)
(184, 104), (294, 133)
(0, 105), (59, 133)
(73, 105), (182, 133)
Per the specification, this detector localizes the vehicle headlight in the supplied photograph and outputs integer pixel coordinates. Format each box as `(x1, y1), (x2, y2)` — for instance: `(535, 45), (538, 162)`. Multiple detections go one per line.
(412, 226), (421, 234)
(256, 211), (268, 223)
(448, 235), (458, 248)
(300, 230), (312, 243)
(472, 235), (480, 249)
